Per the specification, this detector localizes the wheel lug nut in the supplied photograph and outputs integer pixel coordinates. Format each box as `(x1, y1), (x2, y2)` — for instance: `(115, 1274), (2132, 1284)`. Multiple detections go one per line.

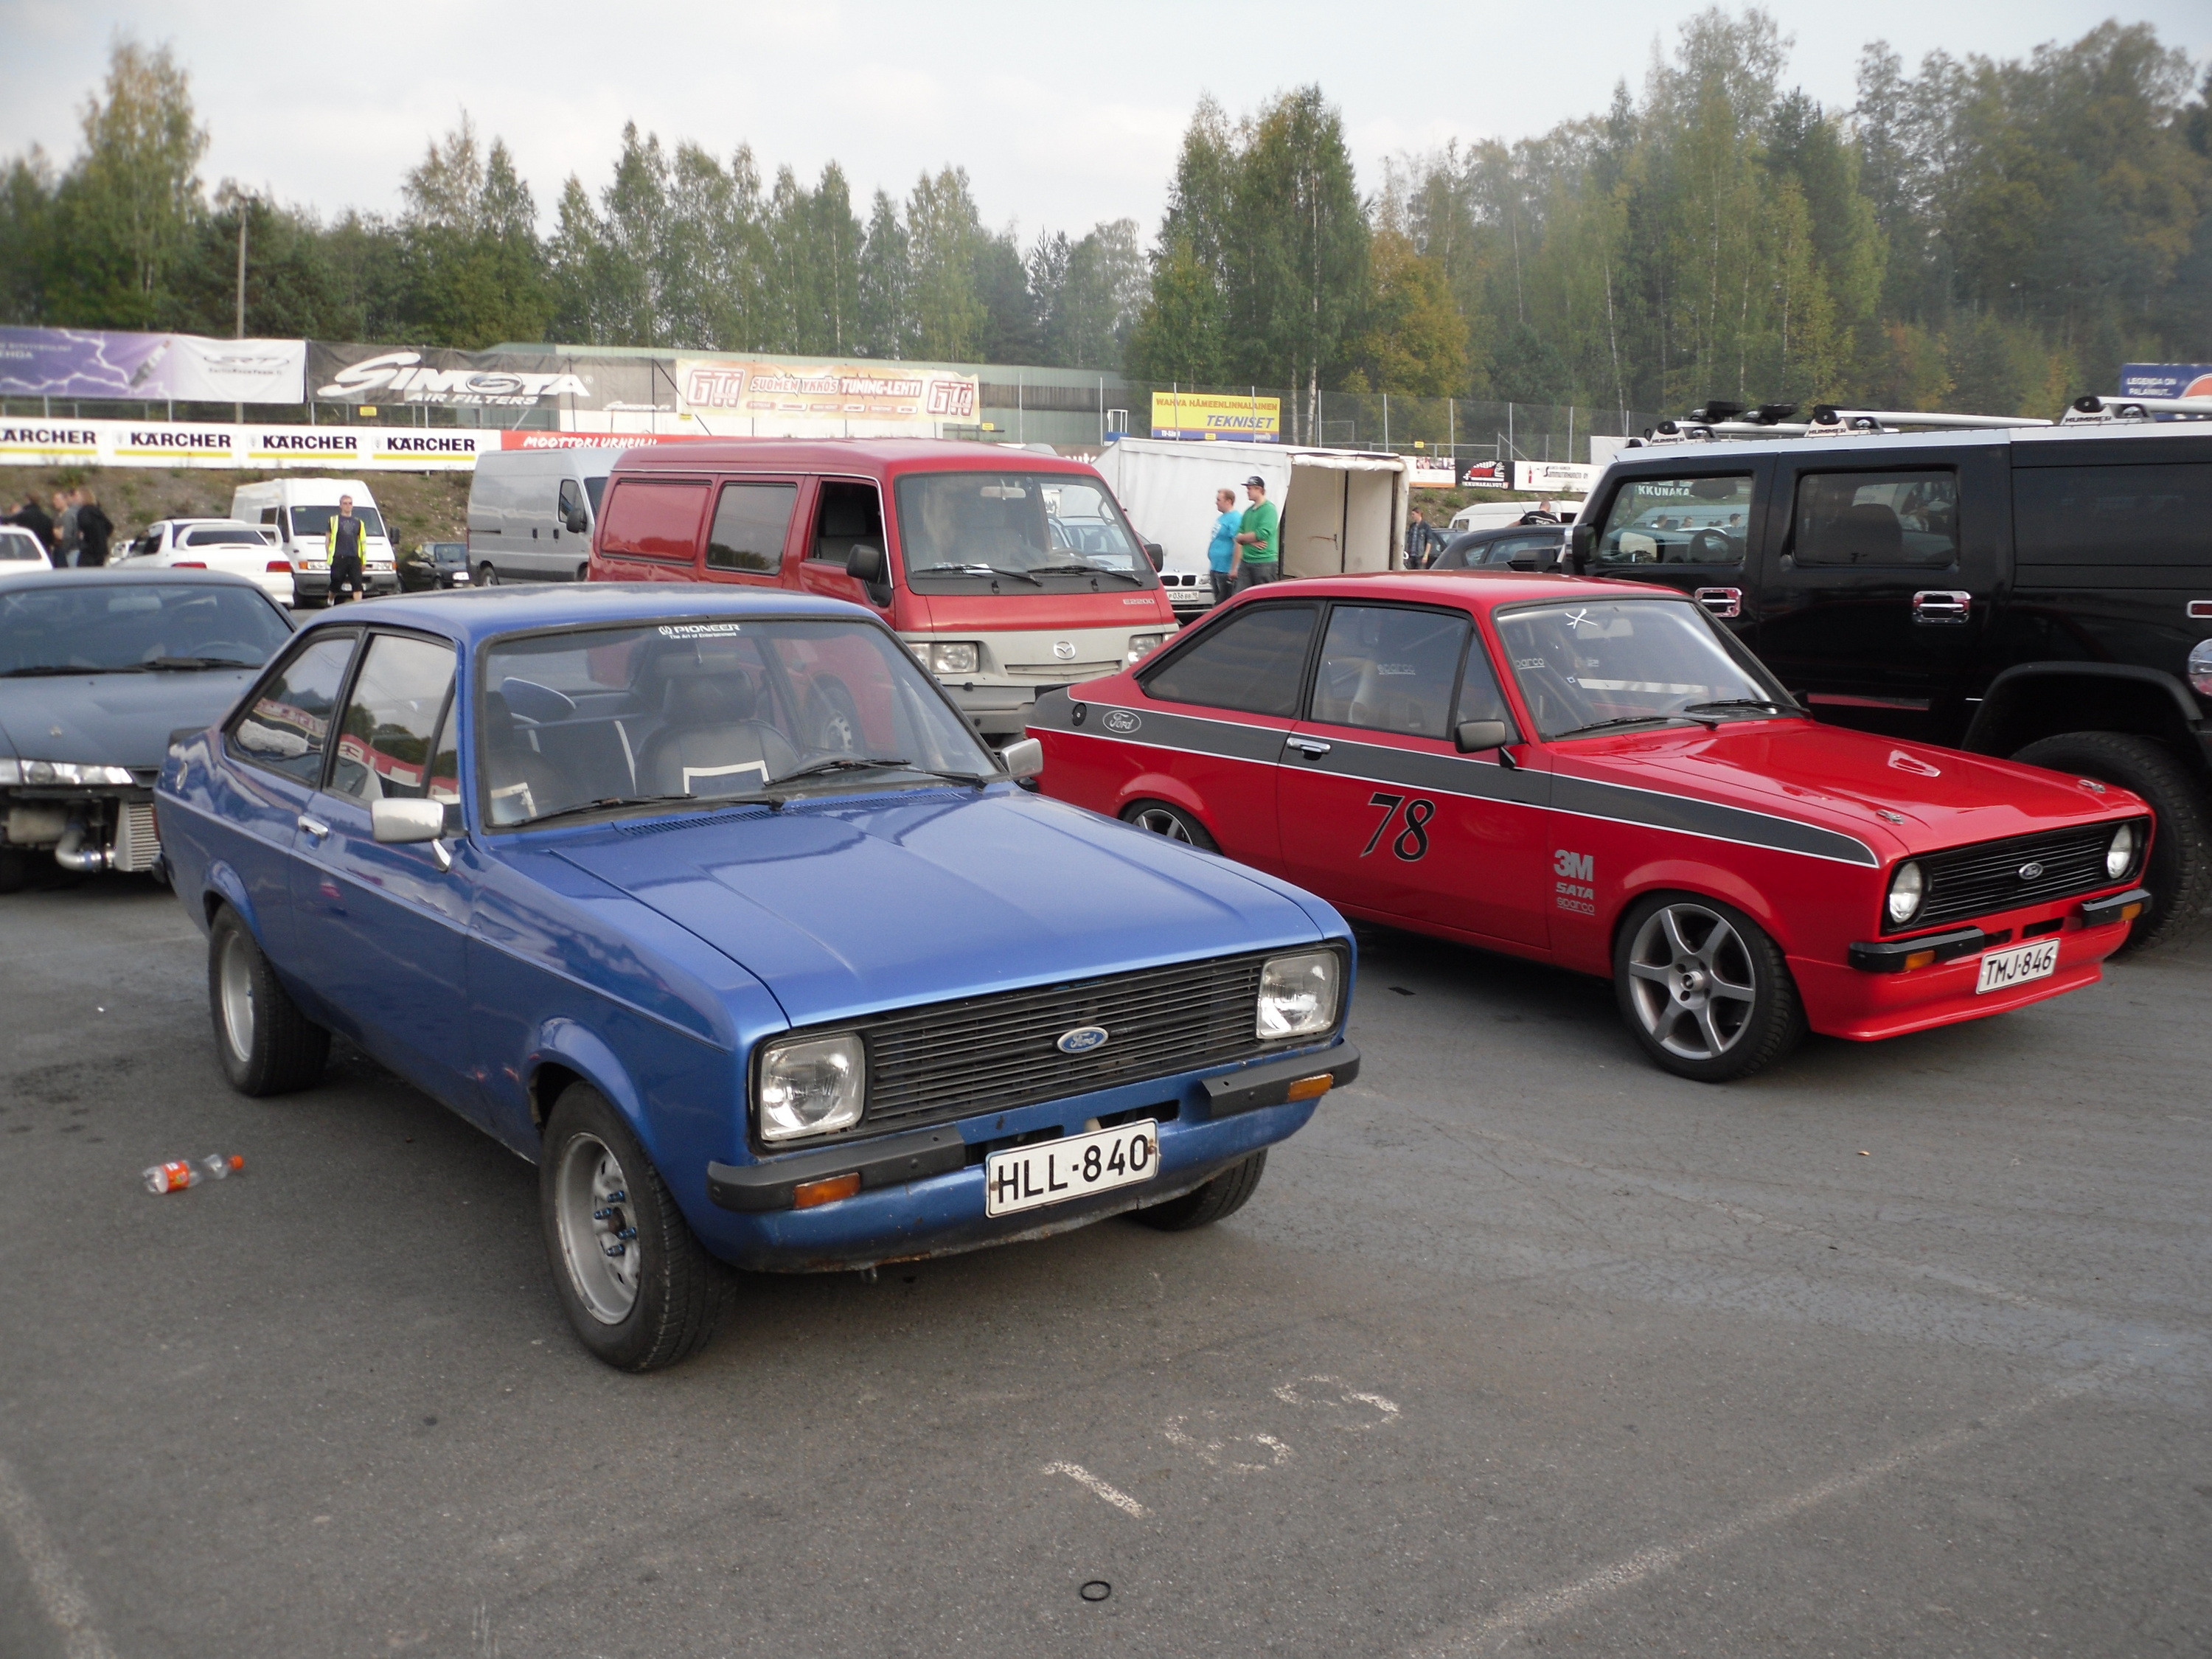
(603, 1242), (627, 1257)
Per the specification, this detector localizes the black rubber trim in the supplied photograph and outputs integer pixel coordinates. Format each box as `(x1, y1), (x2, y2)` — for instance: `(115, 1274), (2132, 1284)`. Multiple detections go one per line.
(2079, 886), (2153, 928)
(1201, 1041), (1360, 1116)
(707, 1124), (967, 1213)
(1847, 928), (1990, 972)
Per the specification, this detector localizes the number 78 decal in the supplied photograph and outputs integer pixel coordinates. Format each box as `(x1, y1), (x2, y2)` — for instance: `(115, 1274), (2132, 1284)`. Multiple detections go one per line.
(1361, 792), (1433, 861)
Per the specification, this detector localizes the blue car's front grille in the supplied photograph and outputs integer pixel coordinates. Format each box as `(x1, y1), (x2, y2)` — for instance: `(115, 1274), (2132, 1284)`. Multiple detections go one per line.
(840, 947), (1335, 1135)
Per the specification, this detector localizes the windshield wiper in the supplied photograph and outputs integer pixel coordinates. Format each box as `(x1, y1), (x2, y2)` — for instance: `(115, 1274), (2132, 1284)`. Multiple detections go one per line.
(1678, 697), (1801, 717)
(1552, 713), (1711, 740)
(518, 792), (731, 829)
(1, 664), (136, 677)
(769, 756), (989, 790)
(912, 561), (1043, 587)
(140, 655), (262, 671)
(1027, 562), (1145, 585)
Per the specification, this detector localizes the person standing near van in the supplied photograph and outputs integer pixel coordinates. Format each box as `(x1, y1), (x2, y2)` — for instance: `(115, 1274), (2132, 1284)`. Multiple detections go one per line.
(50, 491), (79, 566)
(1232, 474), (1279, 588)
(1206, 487), (1242, 605)
(73, 488), (112, 568)
(327, 493), (366, 605)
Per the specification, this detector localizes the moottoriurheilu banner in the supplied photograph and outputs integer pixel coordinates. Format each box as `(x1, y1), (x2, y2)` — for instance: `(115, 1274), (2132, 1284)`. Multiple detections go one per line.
(0, 327), (305, 403)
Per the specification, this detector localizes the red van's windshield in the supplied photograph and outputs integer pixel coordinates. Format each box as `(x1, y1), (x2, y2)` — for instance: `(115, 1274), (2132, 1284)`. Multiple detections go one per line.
(896, 471), (1158, 595)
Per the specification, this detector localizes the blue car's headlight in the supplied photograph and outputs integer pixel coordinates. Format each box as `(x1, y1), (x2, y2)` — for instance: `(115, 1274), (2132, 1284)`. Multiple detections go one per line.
(1257, 950), (1340, 1041)
(756, 1032), (866, 1141)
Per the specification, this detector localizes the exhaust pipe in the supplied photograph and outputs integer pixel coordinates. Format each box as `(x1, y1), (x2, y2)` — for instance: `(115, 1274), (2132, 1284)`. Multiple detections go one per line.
(52, 818), (114, 873)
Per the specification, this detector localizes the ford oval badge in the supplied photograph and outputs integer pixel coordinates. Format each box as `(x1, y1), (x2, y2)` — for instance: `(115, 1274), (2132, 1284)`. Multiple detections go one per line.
(2018, 861), (2045, 880)
(1057, 1025), (1110, 1055)
(1102, 709), (1141, 734)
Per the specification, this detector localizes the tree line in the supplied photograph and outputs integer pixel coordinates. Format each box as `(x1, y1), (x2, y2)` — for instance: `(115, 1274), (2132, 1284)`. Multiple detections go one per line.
(2, 11), (2208, 430)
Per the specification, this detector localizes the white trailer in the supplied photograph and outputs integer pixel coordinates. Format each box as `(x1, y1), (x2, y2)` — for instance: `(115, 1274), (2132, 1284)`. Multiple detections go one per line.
(1094, 437), (1410, 619)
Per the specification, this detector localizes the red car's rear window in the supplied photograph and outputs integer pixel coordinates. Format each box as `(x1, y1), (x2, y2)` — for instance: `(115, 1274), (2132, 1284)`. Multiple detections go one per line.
(600, 480), (707, 562)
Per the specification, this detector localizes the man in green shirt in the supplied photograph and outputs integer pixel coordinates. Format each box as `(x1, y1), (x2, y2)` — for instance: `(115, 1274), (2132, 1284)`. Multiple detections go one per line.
(1231, 473), (1280, 588)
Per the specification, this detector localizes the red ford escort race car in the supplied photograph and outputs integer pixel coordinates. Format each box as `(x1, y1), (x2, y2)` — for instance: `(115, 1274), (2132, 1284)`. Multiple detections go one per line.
(1027, 572), (2153, 1080)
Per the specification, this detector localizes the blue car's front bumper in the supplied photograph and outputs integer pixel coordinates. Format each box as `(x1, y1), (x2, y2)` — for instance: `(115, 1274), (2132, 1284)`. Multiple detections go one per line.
(694, 1040), (1358, 1272)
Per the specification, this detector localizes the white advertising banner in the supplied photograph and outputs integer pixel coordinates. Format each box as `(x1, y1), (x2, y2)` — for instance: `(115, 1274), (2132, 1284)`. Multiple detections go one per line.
(1404, 455), (1458, 487)
(675, 357), (978, 433)
(0, 417), (502, 471)
(1512, 460), (1599, 496)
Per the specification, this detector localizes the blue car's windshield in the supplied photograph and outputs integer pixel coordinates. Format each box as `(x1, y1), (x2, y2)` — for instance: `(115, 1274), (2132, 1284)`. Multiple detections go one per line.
(0, 583), (292, 675)
(478, 617), (998, 827)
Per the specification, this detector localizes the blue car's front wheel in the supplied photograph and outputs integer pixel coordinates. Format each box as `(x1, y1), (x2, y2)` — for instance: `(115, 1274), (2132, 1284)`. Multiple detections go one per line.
(207, 907), (328, 1096)
(540, 1082), (723, 1371)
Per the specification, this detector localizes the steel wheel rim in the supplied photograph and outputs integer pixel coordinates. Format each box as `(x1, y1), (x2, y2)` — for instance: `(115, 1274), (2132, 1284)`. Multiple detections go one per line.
(1625, 902), (1759, 1060)
(218, 932), (256, 1062)
(555, 1133), (641, 1324)
(1131, 807), (1194, 844)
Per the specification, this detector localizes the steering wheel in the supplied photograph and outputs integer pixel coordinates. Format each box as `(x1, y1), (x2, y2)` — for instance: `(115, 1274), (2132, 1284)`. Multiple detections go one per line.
(1689, 529), (1731, 561)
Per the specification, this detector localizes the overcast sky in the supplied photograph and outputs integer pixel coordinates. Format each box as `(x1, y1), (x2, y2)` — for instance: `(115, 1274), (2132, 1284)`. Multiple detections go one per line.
(2, 1), (2207, 244)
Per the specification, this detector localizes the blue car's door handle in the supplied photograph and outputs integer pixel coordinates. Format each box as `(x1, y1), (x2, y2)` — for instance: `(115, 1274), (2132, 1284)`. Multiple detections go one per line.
(298, 815), (330, 840)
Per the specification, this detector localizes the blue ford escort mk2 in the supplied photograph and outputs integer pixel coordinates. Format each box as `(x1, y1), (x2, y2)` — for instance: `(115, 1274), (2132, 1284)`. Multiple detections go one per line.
(156, 585), (1358, 1370)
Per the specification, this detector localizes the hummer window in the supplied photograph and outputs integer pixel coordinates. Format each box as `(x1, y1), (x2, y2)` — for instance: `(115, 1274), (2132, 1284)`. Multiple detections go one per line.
(1791, 470), (1958, 568)
(1596, 476), (1752, 566)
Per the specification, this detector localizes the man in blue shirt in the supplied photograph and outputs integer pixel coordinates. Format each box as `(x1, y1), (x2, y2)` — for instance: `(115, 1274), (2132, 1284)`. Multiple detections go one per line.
(1206, 487), (1242, 605)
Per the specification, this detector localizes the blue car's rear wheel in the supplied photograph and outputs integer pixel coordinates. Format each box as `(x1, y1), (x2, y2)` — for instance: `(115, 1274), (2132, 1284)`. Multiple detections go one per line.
(540, 1082), (723, 1371)
(207, 906), (328, 1096)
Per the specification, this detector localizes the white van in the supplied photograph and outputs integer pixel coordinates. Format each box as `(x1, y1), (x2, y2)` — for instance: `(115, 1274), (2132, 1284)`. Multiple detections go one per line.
(229, 478), (397, 606)
(466, 448), (622, 585)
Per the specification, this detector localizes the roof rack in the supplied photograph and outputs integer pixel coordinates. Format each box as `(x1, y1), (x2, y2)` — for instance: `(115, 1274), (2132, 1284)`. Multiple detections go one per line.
(1630, 400), (2053, 448)
(2059, 394), (2212, 425)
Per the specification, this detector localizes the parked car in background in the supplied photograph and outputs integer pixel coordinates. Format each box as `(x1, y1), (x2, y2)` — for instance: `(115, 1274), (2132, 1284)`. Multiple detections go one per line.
(398, 540), (473, 592)
(1432, 524), (1568, 572)
(1029, 571), (2150, 1082)
(116, 518), (296, 606)
(156, 582), (1357, 1369)
(590, 439), (1181, 744)
(0, 570), (295, 890)
(0, 525), (52, 577)
(229, 478), (397, 606)
(467, 446), (620, 586)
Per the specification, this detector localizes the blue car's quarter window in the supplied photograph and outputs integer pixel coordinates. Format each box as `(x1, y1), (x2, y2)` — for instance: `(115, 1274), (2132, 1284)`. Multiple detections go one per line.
(227, 633), (359, 785)
(477, 618), (996, 827)
(0, 583), (291, 677)
(327, 634), (458, 804)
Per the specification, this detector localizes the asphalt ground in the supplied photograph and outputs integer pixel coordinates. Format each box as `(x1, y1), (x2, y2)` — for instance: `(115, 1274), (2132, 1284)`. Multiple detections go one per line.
(0, 870), (2205, 1659)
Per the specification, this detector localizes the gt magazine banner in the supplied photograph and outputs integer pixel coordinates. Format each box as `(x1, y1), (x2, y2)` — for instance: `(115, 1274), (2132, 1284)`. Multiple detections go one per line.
(309, 344), (674, 415)
(0, 327), (305, 403)
(675, 357), (978, 431)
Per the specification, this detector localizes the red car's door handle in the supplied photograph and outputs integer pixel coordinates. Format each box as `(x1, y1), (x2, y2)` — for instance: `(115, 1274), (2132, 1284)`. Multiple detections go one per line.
(1287, 738), (1331, 758)
(1694, 587), (1742, 619)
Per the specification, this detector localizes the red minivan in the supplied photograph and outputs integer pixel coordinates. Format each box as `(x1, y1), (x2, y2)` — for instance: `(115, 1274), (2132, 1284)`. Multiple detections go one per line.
(589, 439), (1180, 741)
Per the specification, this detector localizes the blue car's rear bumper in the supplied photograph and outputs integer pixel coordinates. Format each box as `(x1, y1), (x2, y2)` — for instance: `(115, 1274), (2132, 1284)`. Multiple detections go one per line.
(692, 1040), (1357, 1271)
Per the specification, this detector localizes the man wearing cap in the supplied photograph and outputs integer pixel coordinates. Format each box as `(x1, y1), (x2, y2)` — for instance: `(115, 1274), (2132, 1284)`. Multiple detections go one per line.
(1231, 474), (1279, 589)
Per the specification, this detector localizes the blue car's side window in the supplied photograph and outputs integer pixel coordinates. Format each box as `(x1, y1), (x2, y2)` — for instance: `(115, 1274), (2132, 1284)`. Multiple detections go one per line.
(327, 634), (457, 804)
(228, 633), (359, 787)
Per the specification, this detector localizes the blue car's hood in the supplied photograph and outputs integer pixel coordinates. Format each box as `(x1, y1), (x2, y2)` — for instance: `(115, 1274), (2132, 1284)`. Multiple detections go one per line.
(0, 669), (257, 771)
(546, 787), (1338, 1029)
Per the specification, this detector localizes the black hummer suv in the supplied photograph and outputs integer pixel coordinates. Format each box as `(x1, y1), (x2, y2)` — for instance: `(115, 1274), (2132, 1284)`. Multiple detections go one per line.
(1568, 408), (2212, 950)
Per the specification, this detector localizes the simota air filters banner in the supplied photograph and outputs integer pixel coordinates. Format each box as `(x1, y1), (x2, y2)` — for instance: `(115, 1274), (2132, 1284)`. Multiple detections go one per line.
(308, 344), (672, 414)
(0, 327), (306, 403)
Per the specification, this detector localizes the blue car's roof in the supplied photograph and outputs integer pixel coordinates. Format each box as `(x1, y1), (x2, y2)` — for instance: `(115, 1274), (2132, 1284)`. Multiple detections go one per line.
(299, 582), (876, 650)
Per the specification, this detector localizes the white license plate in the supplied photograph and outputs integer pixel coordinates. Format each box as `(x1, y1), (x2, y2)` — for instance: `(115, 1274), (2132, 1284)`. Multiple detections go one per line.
(1975, 939), (2060, 994)
(984, 1120), (1158, 1217)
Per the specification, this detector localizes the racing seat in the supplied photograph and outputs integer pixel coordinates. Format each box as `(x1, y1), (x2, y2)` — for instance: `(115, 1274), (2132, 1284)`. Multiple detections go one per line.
(480, 689), (571, 826)
(1829, 503), (1902, 564)
(637, 664), (801, 798)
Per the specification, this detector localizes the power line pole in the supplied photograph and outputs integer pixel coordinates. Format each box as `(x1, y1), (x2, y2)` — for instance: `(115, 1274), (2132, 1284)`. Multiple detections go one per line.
(233, 195), (251, 423)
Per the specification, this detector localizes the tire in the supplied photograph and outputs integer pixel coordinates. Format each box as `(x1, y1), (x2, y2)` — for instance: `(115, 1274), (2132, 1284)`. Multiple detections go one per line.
(2010, 731), (2212, 954)
(540, 1082), (723, 1372)
(1119, 799), (1218, 852)
(1613, 892), (1804, 1082)
(478, 562), (499, 588)
(1127, 1149), (1267, 1231)
(207, 907), (329, 1096)
(807, 679), (864, 754)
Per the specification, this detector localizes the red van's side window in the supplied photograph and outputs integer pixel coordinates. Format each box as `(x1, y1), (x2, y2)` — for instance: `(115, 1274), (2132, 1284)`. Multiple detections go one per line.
(599, 481), (709, 561)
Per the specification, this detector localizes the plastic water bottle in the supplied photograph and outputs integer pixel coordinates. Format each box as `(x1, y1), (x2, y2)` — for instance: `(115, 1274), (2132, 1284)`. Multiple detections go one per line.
(142, 1154), (244, 1194)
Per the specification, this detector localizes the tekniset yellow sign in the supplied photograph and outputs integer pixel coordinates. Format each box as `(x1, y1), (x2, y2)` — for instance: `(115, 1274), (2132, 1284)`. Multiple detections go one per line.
(1150, 392), (1281, 442)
